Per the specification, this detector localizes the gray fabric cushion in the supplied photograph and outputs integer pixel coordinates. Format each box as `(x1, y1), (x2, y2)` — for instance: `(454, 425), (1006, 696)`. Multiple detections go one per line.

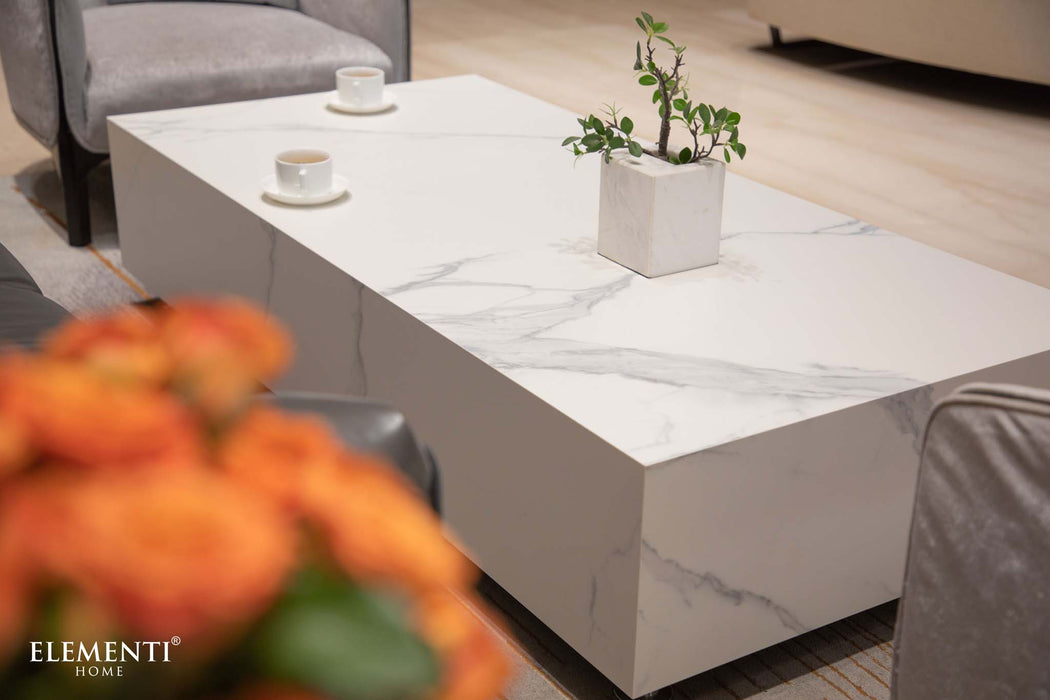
(299, 0), (409, 83)
(0, 244), (70, 349)
(891, 383), (1050, 699)
(75, 2), (391, 151)
(106, 0), (299, 10)
(0, 0), (62, 147)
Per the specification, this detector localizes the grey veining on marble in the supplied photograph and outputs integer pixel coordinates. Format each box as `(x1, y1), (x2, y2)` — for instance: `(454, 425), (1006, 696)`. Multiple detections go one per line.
(108, 75), (1050, 697)
(640, 539), (808, 631)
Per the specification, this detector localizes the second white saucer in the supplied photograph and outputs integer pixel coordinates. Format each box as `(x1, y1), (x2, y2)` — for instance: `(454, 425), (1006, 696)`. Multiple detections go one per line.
(261, 174), (349, 206)
(327, 92), (396, 115)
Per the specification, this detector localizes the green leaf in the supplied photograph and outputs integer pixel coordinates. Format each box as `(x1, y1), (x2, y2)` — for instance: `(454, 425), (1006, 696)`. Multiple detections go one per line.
(620, 116), (634, 134)
(577, 117), (588, 129)
(580, 133), (603, 148)
(698, 104), (711, 124)
(608, 136), (626, 149)
(638, 74), (658, 86)
(628, 141), (643, 157)
(735, 143), (747, 159)
(561, 136), (579, 146)
(715, 107), (728, 122)
(673, 98), (687, 111)
(656, 35), (675, 47)
(641, 11), (654, 26)
(635, 17), (646, 32)
(726, 111), (741, 125)
(572, 144), (581, 155)
(651, 22), (668, 33)
(679, 147), (692, 163)
(252, 569), (439, 700)
(592, 119), (606, 135)
(724, 148), (731, 163)
(634, 41), (643, 70)
(657, 103), (665, 118)
(652, 90), (661, 104)
(668, 152), (679, 164)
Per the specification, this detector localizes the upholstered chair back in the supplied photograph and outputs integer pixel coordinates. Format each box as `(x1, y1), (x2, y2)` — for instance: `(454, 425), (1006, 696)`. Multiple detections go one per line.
(892, 384), (1050, 698)
(0, 0), (64, 147)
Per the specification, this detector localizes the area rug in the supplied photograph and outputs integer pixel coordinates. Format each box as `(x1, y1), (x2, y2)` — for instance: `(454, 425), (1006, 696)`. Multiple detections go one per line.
(0, 161), (145, 314)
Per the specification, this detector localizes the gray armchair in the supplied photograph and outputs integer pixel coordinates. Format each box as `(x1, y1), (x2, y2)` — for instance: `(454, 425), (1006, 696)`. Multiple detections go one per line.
(891, 383), (1050, 699)
(0, 0), (410, 247)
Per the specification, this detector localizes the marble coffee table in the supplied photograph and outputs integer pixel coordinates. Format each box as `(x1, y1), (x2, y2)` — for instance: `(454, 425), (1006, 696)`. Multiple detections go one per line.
(109, 76), (1050, 697)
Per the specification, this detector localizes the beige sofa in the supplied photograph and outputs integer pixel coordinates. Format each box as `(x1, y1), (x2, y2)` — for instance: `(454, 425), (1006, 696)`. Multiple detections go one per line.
(748, 0), (1050, 86)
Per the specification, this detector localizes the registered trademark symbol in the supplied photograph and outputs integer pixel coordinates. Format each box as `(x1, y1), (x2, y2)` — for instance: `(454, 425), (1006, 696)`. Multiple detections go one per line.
(170, 636), (181, 646)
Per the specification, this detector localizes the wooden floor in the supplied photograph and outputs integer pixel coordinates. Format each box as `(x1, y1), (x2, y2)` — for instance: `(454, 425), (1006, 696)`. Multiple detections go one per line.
(413, 0), (1050, 288)
(2, 0), (1048, 288)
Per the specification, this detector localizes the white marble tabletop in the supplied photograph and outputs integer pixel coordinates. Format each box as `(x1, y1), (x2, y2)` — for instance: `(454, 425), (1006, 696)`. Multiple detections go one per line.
(110, 75), (1050, 466)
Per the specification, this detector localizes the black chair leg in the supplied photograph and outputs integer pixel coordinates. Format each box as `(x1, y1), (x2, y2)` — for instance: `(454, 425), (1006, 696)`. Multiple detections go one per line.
(56, 125), (101, 247)
(770, 25), (783, 47)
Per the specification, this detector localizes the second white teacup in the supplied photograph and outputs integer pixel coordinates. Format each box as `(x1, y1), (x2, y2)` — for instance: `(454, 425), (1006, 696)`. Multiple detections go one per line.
(275, 149), (333, 197)
(336, 66), (385, 108)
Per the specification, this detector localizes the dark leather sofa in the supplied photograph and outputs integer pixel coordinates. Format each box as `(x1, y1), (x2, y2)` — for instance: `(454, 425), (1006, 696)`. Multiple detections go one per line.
(0, 241), (69, 349)
(0, 241), (439, 510)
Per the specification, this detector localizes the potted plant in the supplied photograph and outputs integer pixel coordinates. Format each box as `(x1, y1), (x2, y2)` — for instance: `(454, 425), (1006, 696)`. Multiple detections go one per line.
(564, 12), (747, 278)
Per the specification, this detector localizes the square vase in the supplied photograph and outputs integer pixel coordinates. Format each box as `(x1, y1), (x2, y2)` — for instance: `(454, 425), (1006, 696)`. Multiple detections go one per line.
(597, 152), (726, 278)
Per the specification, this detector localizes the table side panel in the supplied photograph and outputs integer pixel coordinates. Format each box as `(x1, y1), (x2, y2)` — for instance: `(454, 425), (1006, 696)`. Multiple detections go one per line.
(633, 350), (1050, 695)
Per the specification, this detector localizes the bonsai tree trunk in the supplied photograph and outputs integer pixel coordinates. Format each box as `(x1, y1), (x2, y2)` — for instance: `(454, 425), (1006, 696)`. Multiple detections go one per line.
(657, 91), (671, 156)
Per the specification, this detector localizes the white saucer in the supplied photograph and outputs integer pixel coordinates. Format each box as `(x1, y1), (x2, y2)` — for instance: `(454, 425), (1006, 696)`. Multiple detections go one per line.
(261, 174), (349, 206)
(327, 92), (396, 115)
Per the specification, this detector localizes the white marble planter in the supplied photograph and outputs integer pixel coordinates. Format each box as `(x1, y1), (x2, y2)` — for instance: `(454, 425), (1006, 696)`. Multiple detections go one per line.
(598, 153), (725, 277)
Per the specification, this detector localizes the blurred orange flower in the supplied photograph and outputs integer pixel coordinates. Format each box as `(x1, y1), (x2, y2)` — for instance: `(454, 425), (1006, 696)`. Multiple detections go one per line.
(0, 355), (202, 469)
(0, 413), (31, 479)
(218, 406), (344, 511)
(15, 469), (296, 642)
(304, 455), (476, 593)
(158, 299), (291, 420)
(0, 299), (511, 700)
(162, 298), (291, 382)
(44, 307), (171, 386)
(416, 590), (512, 700)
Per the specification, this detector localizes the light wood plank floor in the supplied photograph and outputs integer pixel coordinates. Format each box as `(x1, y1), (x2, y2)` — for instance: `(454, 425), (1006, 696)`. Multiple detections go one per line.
(413, 0), (1050, 288)
(3, 1), (1048, 286)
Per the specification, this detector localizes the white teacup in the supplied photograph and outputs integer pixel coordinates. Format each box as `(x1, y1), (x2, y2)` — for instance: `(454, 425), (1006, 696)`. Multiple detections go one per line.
(275, 149), (332, 197)
(336, 66), (385, 108)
